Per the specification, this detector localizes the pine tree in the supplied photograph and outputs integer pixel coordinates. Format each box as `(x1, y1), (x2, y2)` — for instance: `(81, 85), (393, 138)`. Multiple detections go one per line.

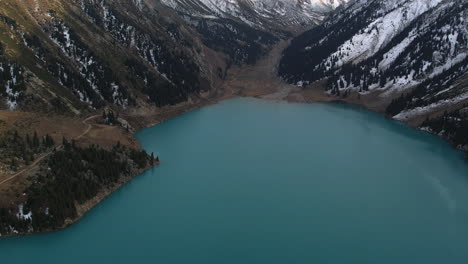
(33, 131), (39, 149)
(63, 137), (71, 151)
(13, 130), (20, 143)
(10, 158), (18, 171)
(24, 153), (31, 166)
(379, 72), (387, 88)
(26, 134), (32, 148)
(45, 134), (54, 148)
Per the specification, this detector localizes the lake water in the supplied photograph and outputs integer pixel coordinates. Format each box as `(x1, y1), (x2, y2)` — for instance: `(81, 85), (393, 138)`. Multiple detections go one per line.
(2, 98), (468, 263)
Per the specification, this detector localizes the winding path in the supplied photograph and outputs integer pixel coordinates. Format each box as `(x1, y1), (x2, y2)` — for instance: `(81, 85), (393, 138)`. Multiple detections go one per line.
(0, 114), (100, 186)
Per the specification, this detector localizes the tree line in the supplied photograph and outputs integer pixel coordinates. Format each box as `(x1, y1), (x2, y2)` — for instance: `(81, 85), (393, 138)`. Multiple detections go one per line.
(0, 130), (55, 171)
(0, 140), (154, 235)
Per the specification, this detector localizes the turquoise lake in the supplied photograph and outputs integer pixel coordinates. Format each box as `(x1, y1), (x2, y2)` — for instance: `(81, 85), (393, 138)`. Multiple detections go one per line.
(2, 97), (468, 263)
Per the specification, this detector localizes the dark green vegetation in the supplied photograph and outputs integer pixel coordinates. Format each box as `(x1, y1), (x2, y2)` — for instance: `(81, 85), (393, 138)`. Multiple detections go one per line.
(0, 41), (25, 109)
(329, 2), (467, 95)
(280, 1), (467, 95)
(279, 0), (383, 84)
(0, 0), (284, 112)
(190, 17), (279, 65)
(0, 130), (54, 171)
(102, 110), (120, 126)
(81, 1), (202, 106)
(386, 57), (468, 116)
(3, 98), (468, 262)
(0, 0), (222, 112)
(0, 0), (282, 237)
(278, 0), (468, 157)
(0, 141), (153, 236)
(1, 0), (467, 239)
(421, 107), (468, 157)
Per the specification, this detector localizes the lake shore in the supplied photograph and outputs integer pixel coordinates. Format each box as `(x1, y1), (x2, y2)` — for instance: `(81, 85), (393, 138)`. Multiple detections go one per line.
(2, 39), (466, 238)
(4, 97), (468, 262)
(2, 89), (465, 238)
(214, 39), (468, 159)
(0, 157), (158, 238)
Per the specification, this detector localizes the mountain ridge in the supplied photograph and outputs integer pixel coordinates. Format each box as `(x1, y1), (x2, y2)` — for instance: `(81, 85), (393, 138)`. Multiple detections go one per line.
(161, 0), (348, 31)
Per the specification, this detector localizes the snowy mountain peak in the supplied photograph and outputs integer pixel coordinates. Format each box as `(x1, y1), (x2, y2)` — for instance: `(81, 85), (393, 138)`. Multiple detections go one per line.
(161, 0), (349, 29)
(280, 0), (468, 126)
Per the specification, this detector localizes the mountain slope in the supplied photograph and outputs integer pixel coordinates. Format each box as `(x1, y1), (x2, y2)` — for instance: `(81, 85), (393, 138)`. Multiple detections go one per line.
(279, 0), (468, 152)
(158, 0), (349, 67)
(161, 0), (349, 30)
(0, 0), (349, 113)
(0, 0), (229, 237)
(0, 0), (229, 113)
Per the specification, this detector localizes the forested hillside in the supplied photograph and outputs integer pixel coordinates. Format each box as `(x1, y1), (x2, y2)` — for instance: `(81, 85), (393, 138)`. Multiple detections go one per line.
(0, 141), (154, 236)
(160, 0), (349, 65)
(279, 0), (468, 152)
(161, 0), (348, 31)
(0, 0), (316, 237)
(2, 0), (467, 238)
(0, 0), (228, 113)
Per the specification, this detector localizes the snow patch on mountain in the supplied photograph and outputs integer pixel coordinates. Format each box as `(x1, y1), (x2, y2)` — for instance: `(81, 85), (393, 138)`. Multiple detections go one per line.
(324, 0), (443, 69)
(161, 0), (349, 29)
(394, 92), (468, 121)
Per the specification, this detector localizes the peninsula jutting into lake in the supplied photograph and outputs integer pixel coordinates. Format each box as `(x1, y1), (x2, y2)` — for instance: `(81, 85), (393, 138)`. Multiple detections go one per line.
(0, 0), (467, 262)
(2, 98), (468, 263)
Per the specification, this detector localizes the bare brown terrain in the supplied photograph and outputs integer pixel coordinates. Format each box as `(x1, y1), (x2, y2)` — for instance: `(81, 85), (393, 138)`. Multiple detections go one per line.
(221, 39), (396, 114)
(222, 40), (300, 99)
(120, 38), (468, 137)
(227, 38), (468, 129)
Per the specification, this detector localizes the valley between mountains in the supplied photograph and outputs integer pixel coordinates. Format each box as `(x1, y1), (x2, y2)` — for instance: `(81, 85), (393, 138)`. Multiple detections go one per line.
(0, 0), (466, 237)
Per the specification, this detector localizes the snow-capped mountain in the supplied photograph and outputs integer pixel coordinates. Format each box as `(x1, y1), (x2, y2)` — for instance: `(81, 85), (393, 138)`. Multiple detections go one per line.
(158, 0), (348, 67)
(161, 0), (349, 30)
(280, 0), (467, 114)
(279, 0), (468, 151)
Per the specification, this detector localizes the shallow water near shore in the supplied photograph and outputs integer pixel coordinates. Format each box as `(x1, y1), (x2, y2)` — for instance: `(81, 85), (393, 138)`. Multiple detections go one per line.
(2, 97), (468, 263)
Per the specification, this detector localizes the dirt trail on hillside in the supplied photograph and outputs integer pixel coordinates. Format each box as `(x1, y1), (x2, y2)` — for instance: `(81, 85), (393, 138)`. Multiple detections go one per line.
(0, 115), (100, 188)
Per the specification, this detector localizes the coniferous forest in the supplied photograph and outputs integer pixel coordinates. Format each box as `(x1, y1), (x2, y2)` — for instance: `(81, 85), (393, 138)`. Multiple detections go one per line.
(0, 130), (55, 171)
(0, 0), (467, 241)
(421, 107), (468, 157)
(0, 141), (153, 236)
